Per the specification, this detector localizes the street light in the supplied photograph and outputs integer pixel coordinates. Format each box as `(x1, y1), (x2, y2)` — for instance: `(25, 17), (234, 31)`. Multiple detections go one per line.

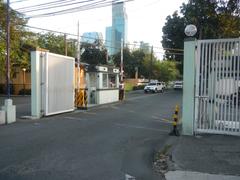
(22, 68), (26, 96)
(184, 24), (197, 37)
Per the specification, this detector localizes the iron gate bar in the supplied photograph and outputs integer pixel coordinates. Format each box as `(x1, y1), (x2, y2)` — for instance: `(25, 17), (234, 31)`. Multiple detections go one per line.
(195, 38), (240, 136)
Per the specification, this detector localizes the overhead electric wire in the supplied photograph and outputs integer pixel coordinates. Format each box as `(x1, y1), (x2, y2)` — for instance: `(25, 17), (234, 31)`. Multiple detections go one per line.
(19, 0), (100, 13)
(24, 0), (132, 18)
(23, 25), (184, 54)
(16, 0), (80, 10)
(10, 0), (29, 4)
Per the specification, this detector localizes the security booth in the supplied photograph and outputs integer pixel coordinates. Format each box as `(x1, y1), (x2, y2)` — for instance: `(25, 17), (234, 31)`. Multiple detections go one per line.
(75, 62), (89, 109)
(86, 65), (120, 105)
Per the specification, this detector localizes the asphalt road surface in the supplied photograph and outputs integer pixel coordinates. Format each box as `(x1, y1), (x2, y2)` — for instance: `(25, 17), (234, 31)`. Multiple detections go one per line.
(0, 90), (182, 180)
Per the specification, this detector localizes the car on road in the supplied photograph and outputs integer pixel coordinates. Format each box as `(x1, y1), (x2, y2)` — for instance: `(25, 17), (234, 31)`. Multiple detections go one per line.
(174, 81), (183, 90)
(161, 82), (166, 89)
(144, 82), (164, 93)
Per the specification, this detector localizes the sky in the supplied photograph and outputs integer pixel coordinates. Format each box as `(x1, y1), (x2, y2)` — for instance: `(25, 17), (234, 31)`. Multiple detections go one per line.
(10, 0), (188, 56)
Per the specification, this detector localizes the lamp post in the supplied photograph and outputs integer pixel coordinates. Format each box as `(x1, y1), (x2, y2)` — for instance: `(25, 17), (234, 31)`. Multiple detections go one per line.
(22, 68), (26, 96)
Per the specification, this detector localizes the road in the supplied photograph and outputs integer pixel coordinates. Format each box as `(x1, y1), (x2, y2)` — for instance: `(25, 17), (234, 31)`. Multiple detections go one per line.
(0, 90), (182, 180)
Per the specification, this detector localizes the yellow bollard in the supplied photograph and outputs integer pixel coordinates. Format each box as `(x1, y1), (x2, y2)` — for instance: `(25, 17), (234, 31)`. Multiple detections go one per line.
(169, 105), (180, 136)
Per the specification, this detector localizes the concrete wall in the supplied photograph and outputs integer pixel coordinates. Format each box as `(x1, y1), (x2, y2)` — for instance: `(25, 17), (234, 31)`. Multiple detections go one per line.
(97, 89), (119, 104)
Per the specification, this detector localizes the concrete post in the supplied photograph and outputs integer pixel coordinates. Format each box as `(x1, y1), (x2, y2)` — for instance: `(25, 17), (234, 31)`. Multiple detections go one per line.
(31, 51), (41, 118)
(1, 99), (16, 124)
(31, 49), (48, 118)
(182, 39), (197, 136)
(0, 110), (5, 125)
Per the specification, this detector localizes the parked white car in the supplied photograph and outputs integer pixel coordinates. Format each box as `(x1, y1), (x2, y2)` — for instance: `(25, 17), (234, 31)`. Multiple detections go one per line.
(144, 82), (164, 93)
(174, 81), (183, 90)
(161, 82), (166, 89)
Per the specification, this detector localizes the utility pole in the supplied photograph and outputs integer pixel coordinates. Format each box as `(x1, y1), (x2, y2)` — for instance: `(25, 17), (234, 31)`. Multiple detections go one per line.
(120, 38), (123, 82)
(149, 46), (153, 82)
(77, 21), (80, 91)
(64, 34), (67, 56)
(6, 0), (10, 98)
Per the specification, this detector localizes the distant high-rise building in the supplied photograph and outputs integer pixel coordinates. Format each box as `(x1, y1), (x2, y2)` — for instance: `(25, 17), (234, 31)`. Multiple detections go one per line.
(112, 2), (128, 54)
(105, 2), (128, 55)
(81, 32), (103, 46)
(140, 41), (151, 54)
(105, 27), (113, 55)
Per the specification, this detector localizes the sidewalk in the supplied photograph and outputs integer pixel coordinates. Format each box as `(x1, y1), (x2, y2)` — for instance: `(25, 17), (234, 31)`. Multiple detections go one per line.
(166, 134), (240, 180)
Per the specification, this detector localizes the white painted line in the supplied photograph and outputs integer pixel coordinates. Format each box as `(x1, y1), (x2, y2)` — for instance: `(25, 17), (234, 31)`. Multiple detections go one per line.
(151, 116), (172, 124)
(64, 117), (86, 121)
(111, 106), (120, 110)
(114, 123), (169, 133)
(128, 110), (135, 113)
(125, 174), (136, 180)
(83, 112), (97, 115)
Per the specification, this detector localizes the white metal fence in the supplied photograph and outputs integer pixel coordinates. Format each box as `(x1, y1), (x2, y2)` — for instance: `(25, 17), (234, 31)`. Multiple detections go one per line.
(195, 38), (240, 136)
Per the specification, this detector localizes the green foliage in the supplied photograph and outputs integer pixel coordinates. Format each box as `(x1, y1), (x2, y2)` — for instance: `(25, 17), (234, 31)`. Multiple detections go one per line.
(81, 47), (107, 65)
(162, 12), (185, 61)
(216, 0), (240, 38)
(181, 0), (219, 39)
(112, 46), (179, 82)
(113, 48), (135, 78)
(124, 82), (134, 92)
(35, 32), (77, 57)
(156, 60), (180, 82)
(0, 1), (29, 77)
(132, 85), (145, 90)
(162, 0), (240, 75)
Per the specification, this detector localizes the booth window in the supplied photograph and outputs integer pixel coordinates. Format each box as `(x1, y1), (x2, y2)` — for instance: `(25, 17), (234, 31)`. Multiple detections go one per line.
(102, 74), (108, 88)
(109, 74), (117, 88)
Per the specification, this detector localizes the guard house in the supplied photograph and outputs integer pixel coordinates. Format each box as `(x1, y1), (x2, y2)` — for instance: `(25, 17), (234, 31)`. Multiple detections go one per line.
(86, 65), (120, 105)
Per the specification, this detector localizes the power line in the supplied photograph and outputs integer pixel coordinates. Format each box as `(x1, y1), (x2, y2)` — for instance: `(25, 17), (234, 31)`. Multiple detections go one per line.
(16, 0), (79, 10)
(23, 25), (184, 54)
(27, 0), (132, 18)
(19, 0), (100, 13)
(10, 0), (29, 4)
(14, 0), (131, 18)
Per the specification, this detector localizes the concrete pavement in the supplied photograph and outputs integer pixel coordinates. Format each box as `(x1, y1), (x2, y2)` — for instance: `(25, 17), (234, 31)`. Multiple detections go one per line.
(162, 134), (240, 180)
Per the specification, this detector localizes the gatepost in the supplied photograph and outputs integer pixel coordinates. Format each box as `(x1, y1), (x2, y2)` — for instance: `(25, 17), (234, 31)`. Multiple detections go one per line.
(182, 38), (197, 135)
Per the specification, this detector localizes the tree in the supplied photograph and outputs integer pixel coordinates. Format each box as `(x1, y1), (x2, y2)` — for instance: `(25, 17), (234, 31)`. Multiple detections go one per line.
(216, 0), (240, 38)
(131, 49), (146, 78)
(156, 60), (180, 82)
(81, 46), (108, 65)
(113, 48), (135, 78)
(162, 0), (240, 75)
(35, 32), (76, 57)
(0, 1), (29, 77)
(162, 11), (185, 62)
(181, 0), (219, 39)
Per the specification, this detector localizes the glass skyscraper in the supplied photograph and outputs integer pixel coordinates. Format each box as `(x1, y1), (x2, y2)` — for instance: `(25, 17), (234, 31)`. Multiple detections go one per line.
(81, 32), (103, 45)
(105, 2), (128, 55)
(105, 26), (113, 55)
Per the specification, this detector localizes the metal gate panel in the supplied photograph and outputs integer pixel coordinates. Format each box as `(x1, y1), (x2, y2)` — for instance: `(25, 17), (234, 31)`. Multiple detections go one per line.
(195, 38), (240, 136)
(43, 53), (75, 116)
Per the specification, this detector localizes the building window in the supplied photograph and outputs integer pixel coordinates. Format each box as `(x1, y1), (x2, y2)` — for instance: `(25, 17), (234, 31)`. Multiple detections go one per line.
(109, 74), (117, 88)
(102, 74), (108, 88)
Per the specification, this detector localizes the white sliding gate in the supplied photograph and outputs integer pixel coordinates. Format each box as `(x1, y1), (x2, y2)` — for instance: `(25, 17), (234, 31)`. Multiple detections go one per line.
(31, 50), (75, 118)
(195, 38), (240, 136)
